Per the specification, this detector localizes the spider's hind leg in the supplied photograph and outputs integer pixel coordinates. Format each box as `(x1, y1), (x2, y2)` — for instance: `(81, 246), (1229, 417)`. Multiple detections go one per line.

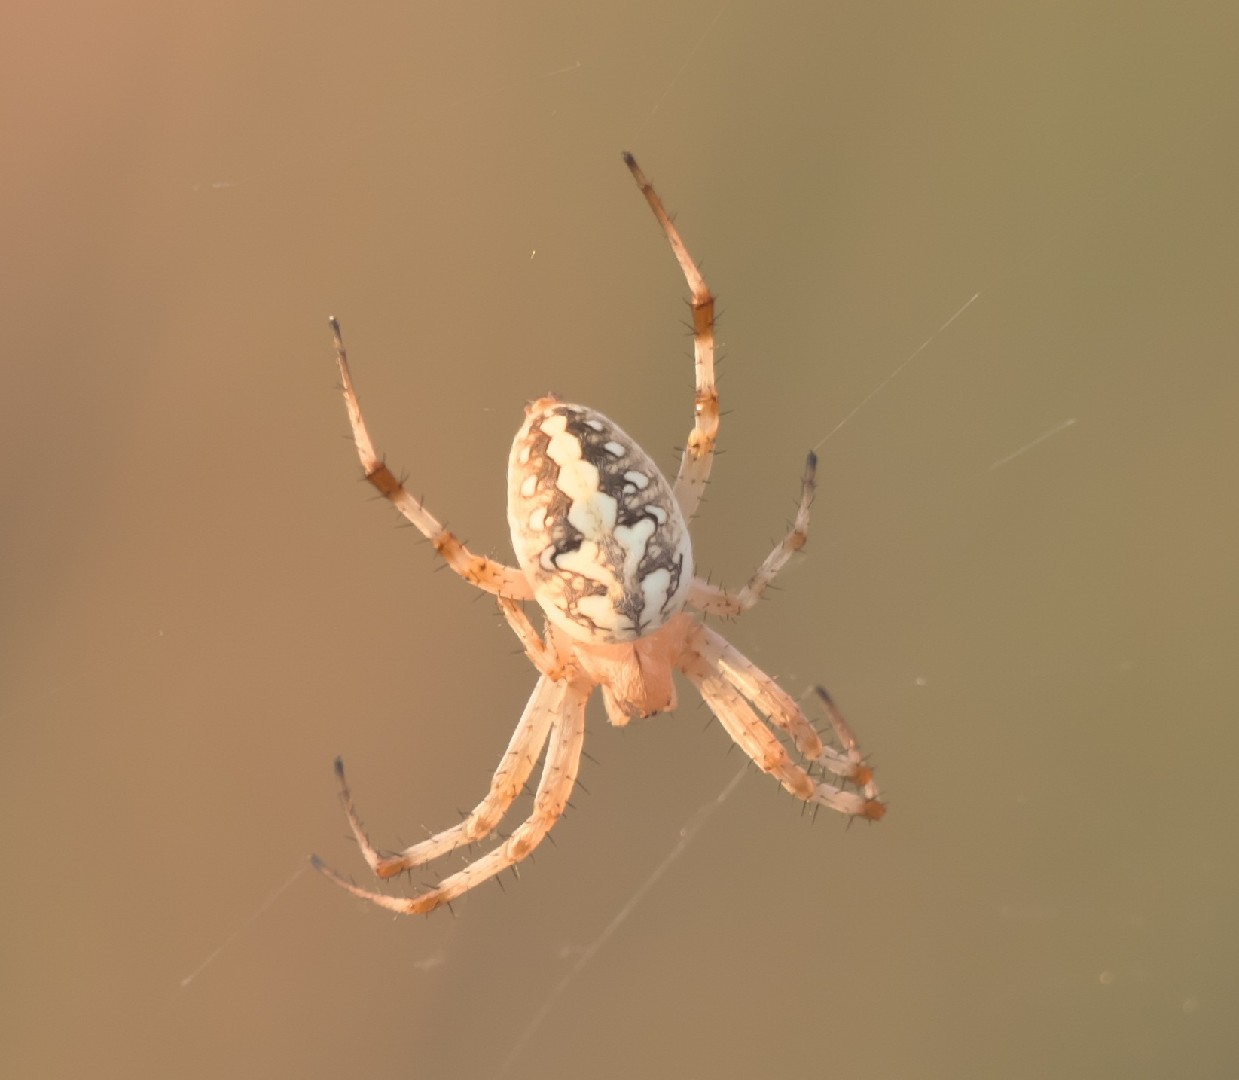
(622, 154), (718, 524)
(686, 452), (816, 618)
(329, 317), (534, 600)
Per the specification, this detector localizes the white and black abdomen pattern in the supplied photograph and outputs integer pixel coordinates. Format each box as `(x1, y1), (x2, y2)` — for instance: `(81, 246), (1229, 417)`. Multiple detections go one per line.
(507, 398), (693, 644)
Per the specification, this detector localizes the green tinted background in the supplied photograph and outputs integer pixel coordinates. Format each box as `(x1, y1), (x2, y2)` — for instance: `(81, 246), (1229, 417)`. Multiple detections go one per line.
(4, 3), (1237, 1077)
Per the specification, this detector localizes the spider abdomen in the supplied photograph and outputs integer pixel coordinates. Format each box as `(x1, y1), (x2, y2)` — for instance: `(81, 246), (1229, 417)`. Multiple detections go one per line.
(507, 397), (693, 645)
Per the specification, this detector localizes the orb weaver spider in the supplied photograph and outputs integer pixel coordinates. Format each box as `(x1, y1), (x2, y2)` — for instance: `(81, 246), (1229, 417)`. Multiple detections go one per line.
(312, 153), (883, 916)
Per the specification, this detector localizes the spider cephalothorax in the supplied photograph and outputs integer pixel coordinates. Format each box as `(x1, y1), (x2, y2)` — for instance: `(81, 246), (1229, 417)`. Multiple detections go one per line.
(313, 154), (883, 917)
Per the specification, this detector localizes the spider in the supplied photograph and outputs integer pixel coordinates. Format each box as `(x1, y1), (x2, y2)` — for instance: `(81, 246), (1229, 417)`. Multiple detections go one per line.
(312, 152), (884, 916)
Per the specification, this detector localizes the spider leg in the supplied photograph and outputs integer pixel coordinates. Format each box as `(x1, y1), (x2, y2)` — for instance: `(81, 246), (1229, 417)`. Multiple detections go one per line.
(680, 631), (884, 820)
(695, 624), (880, 797)
(622, 154), (718, 523)
(313, 678), (589, 915)
(497, 596), (570, 680)
(316, 674), (562, 887)
(811, 685), (882, 806)
(329, 317), (533, 599)
(688, 452), (816, 617)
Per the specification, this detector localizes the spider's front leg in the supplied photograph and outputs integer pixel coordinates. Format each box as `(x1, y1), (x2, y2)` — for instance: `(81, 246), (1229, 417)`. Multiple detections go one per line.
(329, 317), (533, 600)
(312, 675), (589, 915)
(320, 673), (559, 884)
(680, 625), (884, 821)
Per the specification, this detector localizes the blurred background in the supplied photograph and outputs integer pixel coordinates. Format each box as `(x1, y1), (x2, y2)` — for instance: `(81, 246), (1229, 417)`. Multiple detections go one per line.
(4, 2), (1237, 1077)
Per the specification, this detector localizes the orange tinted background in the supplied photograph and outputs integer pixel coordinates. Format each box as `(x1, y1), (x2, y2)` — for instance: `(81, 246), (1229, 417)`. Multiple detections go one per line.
(4, 3), (1237, 1077)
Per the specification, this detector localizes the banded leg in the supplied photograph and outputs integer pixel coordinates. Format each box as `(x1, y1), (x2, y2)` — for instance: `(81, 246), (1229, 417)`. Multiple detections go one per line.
(314, 678), (589, 915)
(694, 624), (880, 797)
(330, 317), (533, 599)
(497, 596), (571, 680)
(623, 153), (718, 523)
(811, 686), (882, 806)
(680, 640), (883, 820)
(688, 452), (816, 617)
(313, 675), (562, 884)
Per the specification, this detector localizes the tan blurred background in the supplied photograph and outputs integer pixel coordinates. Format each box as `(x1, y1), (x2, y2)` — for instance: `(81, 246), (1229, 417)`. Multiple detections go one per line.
(4, 2), (1237, 1077)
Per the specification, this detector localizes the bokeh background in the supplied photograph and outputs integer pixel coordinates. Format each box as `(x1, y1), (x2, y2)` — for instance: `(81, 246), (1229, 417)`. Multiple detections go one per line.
(4, 3), (1237, 1077)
